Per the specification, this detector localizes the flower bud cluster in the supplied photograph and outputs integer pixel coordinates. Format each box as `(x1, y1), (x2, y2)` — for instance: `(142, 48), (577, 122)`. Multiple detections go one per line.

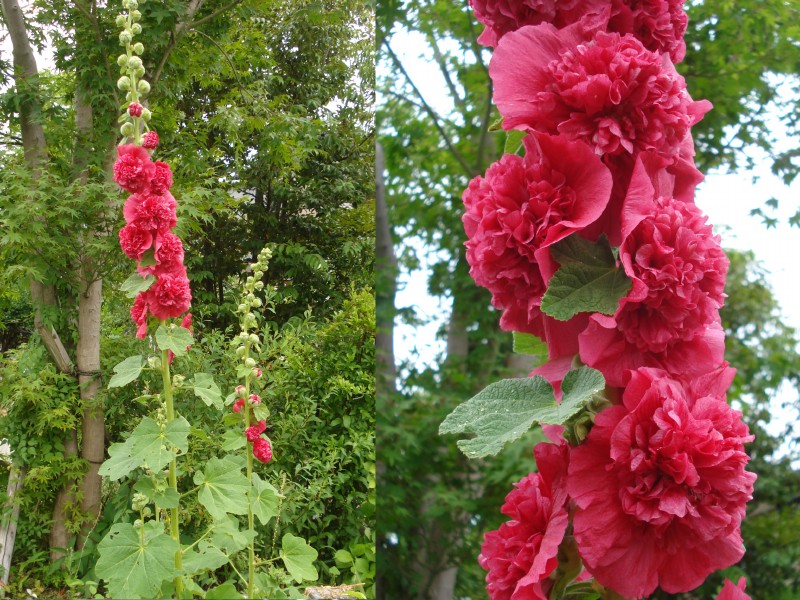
(115, 0), (156, 145)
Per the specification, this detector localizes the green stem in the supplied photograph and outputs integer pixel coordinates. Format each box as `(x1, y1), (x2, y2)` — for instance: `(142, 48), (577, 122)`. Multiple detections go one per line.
(162, 348), (184, 597)
(244, 340), (255, 599)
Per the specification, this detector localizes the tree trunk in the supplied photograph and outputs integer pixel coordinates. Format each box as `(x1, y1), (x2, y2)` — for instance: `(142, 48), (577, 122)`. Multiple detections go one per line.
(48, 431), (78, 562)
(0, 464), (27, 587)
(375, 142), (397, 391)
(75, 268), (104, 550)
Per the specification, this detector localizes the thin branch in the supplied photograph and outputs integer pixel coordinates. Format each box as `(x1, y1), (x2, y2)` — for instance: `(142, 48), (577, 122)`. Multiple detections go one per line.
(424, 29), (465, 113)
(464, 0), (489, 77)
(191, 29), (254, 104)
(151, 0), (205, 88)
(188, 0), (244, 29)
(383, 40), (474, 178)
(475, 79), (494, 173)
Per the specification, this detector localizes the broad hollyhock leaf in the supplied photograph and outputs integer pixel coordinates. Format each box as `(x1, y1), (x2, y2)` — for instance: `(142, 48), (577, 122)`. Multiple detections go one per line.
(541, 261), (630, 320)
(182, 541), (229, 576)
(206, 582), (244, 599)
(128, 416), (190, 472)
(98, 438), (142, 481)
(281, 533), (319, 583)
(133, 477), (180, 509)
(120, 272), (156, 298)
(440, 371), (602, 458)
(192, 373), (223, 409)
(512, 331), (547, 358)
(195, 457), (250, 520)
(95, 521), (178, 599)
(108, 355), (145, 389)
(210, 515), (257, 554)
(155, 323), (194, 357)
(250, 473), (282, 525)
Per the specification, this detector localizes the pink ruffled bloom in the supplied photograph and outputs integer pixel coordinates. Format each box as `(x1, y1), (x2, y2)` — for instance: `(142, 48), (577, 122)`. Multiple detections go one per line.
(490, 21), (710, 162)
(568, 367), (756, 598)
(150, 161), (174, 195)
(470, 0), (687, 61)
(153, 231), (185, 272)
(118, 222), (153, 260)
(130, 293), (150, 339)
(252, 437), (273, 463)
(579, 194), (728, 386)
(245, 420), (267, 443)
(717, 577), (751, 600)
(147, 268), (192, 321)
(232, 398), (245, 413)
(463, 133), (612, 337)
(113, 144), (156, 194)
(478, 442), (570, 600)
(123, 192), (178, 232)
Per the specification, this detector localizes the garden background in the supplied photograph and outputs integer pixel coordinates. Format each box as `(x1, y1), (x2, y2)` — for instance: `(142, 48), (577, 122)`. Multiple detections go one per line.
(0, 0), (375, 597)
(377, 1), (800, 599)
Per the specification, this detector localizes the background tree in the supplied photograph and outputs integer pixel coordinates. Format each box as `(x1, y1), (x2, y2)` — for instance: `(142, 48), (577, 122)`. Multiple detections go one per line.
(376, 1), (800, 599)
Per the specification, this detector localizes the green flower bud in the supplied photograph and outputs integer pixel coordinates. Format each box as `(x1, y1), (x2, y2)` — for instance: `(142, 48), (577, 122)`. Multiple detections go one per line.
(131, 9), (142, 21)
(147, 355), (161, 369)
(172, 374), (185, 388)
(115, 14), (127, 27)
(251, 297), (263, 308)
(253, 270), (264, 279)
(128, 56), (143, 69)
(119, 31), (132, 45)
(254, 281), (264, 290)
(244, 357), (257, 368)
(120, 122), (135, 136)
(249, 333), (260, 344)
(131, 22), (142, 34)
(132, 492), (148, 512)
(141, 506), (152, 518)
(133, 519), (144, 528)
(137, 79), (151, 94)
(240, 332), (250, 342)
(236, 346), (247, 357)
(117, 54), (129, 67)
(141, 107), (152, 122)
(134, 65), (146, 78)
(117, 75), (131, 90)
(238, 303), (248, 313)
(133, 42), (144, 55)
(123, 0), (138, 9)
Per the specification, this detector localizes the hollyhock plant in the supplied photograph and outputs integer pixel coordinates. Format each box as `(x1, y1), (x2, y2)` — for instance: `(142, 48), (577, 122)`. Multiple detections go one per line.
(462, 132), (612, 336)
(490, 20), (710, 162)
(568, 367), (756, 598)
(579, 193), (728, 386)
(479, 442), (570, 600)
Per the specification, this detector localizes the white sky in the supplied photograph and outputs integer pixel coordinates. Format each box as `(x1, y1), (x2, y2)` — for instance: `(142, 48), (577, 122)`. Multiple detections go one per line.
(386, 29), (800, 447)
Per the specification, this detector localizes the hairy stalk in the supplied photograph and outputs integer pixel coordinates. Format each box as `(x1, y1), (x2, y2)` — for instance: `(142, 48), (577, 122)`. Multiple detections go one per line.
(161, 348), (183, 596)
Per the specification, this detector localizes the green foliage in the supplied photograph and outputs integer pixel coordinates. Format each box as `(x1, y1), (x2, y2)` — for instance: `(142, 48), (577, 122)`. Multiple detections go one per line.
(541, 235), (631, 321)
(440, 368), (604, 458)
(94, 521), (179, 599)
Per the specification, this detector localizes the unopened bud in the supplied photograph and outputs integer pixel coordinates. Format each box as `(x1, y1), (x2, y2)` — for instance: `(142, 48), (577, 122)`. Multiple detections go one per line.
(248, 333), (259, 344)
(115, 14), (127, 27)
(131, 9), (142, 21)
(236, 346), (246, 357)
(120, 122), (135, 136)
(117, 54), (128, 68)
(172, 374), (185, 387)
(244, 357), (257, 368)
(141, 107), (151, 122)
(137, 79), (151, 94)
(131, 23), (142, 34)
(254, 281), (264, 290)
(128, 56), (143, 69)
(133, 42), (144, 55)
(119, 31), (132, 45)
(147, 356), (161, 369)
(117, 76), (131, 90)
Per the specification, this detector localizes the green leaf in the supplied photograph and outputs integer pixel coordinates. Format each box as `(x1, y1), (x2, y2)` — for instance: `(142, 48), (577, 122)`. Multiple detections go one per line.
(334, 549), (353, 566)
(210, 515), (256, 554)
(504, 129), (526, 155)
(108, 355), (144, 389)
(221, 429), (246, 452)
(182, 541), (229, 576)
(129, 416), (190, 472)
(99, 438), (143, 481)
(512, 332), (547, 358)
(280, 533), (318, 583)
(192, 373), (223, 409)
(206, 582), (244, 599)
(139, 247), (157, 268)
(133, 477), (180, 509)
(439, 376), (554, 458)
(155, 324), (194, 357)
(560, 367), (605, 415)
(120, 272), (156, 298)
(250, 473), (282, 525)
(95, 521), (178, 599)
(541, 235), (631, 321)
(195, 457), (250, 520)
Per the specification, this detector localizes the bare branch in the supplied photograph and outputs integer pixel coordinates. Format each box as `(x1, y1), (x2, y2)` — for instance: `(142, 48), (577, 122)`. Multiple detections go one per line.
(189, 0), (244, 29)
(383, 40), (474, 178)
